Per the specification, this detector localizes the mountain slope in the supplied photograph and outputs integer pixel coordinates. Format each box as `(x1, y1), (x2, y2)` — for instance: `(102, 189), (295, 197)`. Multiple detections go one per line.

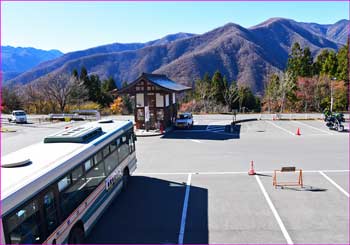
(6, 18), (347, 93)
(299, 19), (349, 44)
(155, 18), (341, 92)
(1, 46), (63, 80)
(6, 33), (194, 85)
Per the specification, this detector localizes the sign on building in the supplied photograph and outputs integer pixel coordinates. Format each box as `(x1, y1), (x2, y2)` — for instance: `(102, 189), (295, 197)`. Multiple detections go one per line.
(145, 106), (150, 122)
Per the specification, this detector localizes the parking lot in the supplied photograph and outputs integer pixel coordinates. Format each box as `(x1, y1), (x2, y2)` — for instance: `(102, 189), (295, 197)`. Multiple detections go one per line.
(2, 114), (349, 244)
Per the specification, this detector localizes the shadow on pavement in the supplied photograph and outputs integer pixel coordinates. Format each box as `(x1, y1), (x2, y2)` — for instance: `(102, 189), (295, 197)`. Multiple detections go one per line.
(86, 176), (208, 244)
(255, 173), (272, 177)
(162, 124), (241, 141)
(275, 185), (328, 192)
(234, 118), (258, 123)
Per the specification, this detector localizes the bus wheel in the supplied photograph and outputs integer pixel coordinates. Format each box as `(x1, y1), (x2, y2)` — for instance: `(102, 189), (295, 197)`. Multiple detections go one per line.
(123, 168), (130, 191)
(68, 226), (85, 244)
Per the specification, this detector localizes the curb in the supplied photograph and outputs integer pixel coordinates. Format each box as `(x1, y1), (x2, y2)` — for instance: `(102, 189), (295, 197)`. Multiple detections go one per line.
(135, 132), (164, 137)
(135, 127), (173, 137)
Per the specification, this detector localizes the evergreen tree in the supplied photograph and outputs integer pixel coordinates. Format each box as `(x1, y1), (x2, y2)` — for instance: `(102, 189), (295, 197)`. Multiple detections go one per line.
(88, 75), (102, 102)
(287, 43), (314, 77)
(287, 42), (303, 78)
(242, 88), (256, 111)
(322, 50), (337, 76)
(99, 92), (113, 107)
(79, 67), (88, 81)
(102, 77), (117, 93)
(314, 50), (330, 75)
(211, 70), (225, 104)
(336, 44), (349, 82)
(121, 81), (133, 114)
(203, 72), (211, 84)
(300, 47), (313, 77)
(72, 69), (78, 79)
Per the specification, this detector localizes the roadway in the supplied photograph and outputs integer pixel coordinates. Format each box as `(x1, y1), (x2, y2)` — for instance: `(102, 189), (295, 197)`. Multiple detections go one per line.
(2, 114), (349, 244)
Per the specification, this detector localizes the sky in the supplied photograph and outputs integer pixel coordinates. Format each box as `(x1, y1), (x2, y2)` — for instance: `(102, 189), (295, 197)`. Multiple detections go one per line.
(2, 1), (348, 53)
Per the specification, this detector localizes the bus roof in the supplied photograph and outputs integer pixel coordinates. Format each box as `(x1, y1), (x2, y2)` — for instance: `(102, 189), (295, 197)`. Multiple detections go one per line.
(1, 120), (133, 215)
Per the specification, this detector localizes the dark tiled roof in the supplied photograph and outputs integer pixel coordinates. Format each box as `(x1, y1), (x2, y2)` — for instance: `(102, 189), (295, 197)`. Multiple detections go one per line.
(141, 73), (191, 92)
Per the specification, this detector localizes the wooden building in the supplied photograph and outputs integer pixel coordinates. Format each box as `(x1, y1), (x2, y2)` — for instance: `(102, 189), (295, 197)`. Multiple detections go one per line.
(117, 73), (191, 130)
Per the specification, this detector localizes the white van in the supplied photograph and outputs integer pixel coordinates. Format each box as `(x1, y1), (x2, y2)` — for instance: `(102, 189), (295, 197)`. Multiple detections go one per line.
(8, 110), (27, 123)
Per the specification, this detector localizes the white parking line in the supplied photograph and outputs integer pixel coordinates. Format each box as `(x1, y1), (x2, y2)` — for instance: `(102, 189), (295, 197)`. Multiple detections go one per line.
(191, 139), (202, 143)
(210, 129), (226, 133)
(255, 175), (293, 244)
(310, 169), (349, 173)
(207, 125), (225, 128)
(206, 121), (229, 131)
(319, 171), (349, 198)
(266, 121), (295, 136)
(135, 169), (349, 176)
(178, 173), (192, 244)
(292, 121), (333, 135)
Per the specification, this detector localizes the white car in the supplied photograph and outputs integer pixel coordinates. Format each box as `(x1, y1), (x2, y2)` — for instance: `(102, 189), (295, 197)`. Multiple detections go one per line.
(175, 112), (194, 129)
(8, 110), (27, 123)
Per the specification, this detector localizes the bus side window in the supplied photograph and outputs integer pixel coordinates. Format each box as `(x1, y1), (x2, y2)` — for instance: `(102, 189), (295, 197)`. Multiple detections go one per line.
(84, 158), (93, 172)
(58, 175), (71, 192)
(104, 150), (119, 175)
(102, 145), (110, 158)
(71, 166), (83, 182)
(84, 151), (107, 191)
(43, 191), (59, 235)
(94, 151), (103, 164)
(59, 167), (88, 220)
(117, 135), (129, 162)
(110, 140), (117, 152)
(5, 200), (43, 244)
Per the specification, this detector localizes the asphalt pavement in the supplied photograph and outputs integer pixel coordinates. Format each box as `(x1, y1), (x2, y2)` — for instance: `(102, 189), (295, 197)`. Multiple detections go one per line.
(2, 114), (349, 244)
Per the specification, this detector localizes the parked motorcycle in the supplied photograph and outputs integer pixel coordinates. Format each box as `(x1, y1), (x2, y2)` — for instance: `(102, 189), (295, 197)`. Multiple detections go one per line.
(324, 111), (345, 132)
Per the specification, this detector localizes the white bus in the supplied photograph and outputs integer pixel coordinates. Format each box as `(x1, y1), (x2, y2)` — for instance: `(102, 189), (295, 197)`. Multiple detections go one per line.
(1, 120), (137, 244)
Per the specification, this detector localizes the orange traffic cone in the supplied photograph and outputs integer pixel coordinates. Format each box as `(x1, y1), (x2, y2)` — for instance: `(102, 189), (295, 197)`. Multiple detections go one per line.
(296, 128), (301, 136)
(248, 161), (256, 175)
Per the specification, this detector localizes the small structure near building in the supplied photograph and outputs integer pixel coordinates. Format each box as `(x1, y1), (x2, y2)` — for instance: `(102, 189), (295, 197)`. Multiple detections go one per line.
(117, 73), (191, 130)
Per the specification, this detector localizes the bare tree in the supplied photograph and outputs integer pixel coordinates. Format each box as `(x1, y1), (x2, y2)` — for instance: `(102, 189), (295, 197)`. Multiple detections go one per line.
(22, 83), (46, 113)
(223, 81), (239, 111)
(195, 79), (213, 113)
(39, 73), (87, 112)
(279, 71), (295, 113)
(238, 85), (249, 112)
(2, 85), (23, 113)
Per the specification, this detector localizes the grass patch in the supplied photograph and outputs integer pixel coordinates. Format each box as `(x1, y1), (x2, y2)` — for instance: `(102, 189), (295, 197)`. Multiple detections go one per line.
(1, 127), (16, 133)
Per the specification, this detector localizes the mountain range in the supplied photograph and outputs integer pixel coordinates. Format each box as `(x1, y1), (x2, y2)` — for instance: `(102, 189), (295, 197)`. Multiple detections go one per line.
(4, 18), (349, 93)
(1, 46), (63, 81)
